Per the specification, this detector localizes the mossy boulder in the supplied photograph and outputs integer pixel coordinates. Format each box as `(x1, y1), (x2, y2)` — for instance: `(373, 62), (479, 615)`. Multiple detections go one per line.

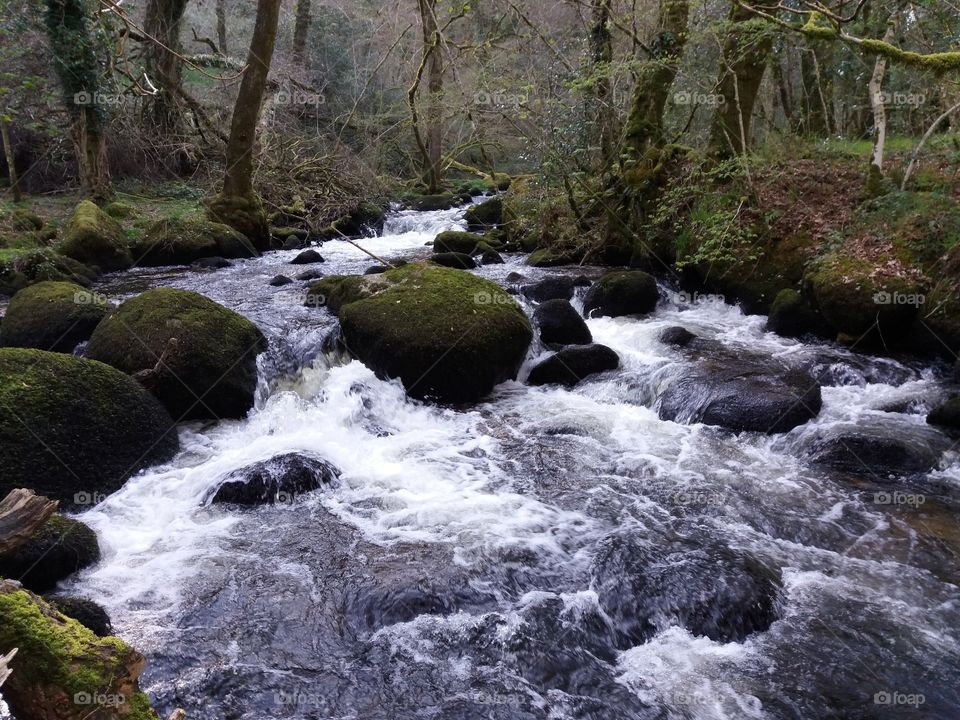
(333, 263), (533, 404)
(433, 230), (482, 255)
(9, 208), (44, 232)
(0, 281), (111, 353)
(332, 201), (387, 237)
(0, 515), (100, 593)
(430, 251), (476, 269)
(805, 254), (921, 346)
(45, 597), (113, 637)
(103, 201), (135, 219)
(306, 274), (370, 314)
(0, 250), (97, 297)
(132, 217), (258, 266)
(583, 271), (659, 318)
(206, 190), (271, 251)
(0, 348), (179, 505)
(85, 289), (268, 421)
(410, 193), (459, 212)
(766, 288), (834, 340)
(59, 201), (132, 272)
(464, 197), (503, 230)
(0, 580), (160, 720)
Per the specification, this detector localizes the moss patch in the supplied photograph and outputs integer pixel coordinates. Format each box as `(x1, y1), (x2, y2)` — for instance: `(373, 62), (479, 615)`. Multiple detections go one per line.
(58, 201), (132, 272)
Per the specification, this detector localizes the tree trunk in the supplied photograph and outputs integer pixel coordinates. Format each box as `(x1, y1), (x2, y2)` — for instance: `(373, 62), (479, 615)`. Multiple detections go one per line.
(73, 110), (112, 201)
(206, 0), (282, 249)
(292, 0), (311, 66)
(621, 0), (690, 157)
(590, 0), (615, 171)
(800, 41), (833, 136)
(868, 21), (897, 181)
(216, 0), (227, 54)
(0, 118), (22, 202)
(421, 0), (443, 192)
(708, 3), (777, 156)
(144, 0), (190, 133)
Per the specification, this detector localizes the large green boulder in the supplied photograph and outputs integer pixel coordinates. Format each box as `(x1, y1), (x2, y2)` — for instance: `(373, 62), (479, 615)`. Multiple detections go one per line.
(132, 217), (258, 266)
(583, 270), (659, 317)
(766, 288), (834, 340)
(0, 515), (100, 593)
(433, 230), (483, 255)
(58, 201), (132, 272)
(0, 348), (179, 505)
(331, 263), (532, 404)
(0, 581), (160, 720)
(85, 289), (268, 420)
(410, 193), (459, 211)
(0, 281), (111, 353)
(464, 196), (503, 230)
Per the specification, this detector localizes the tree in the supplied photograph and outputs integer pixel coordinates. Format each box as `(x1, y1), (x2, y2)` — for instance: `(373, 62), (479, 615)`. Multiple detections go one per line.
(292, 0), (311, 66)
(589, 0), (615, 170)
(206, 0), (282, 248)
(143, 0), (189, 133)
(216, 0), (227, 54)
(409, 0), (445, 192)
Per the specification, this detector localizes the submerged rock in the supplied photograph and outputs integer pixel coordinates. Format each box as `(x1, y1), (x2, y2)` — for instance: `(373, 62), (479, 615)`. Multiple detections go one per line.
(527, 345), (619, 387)
(133, 217), (258, 266)
(192, 256), (233, 270)
(269, 274), (293, 286)
(430, 251), (477, 269)
(0, 281), (111, 353)
(58, 200), (132, 272)
(0, 515), (100, 593)
(658, 361), (822, 433)
(583, 270), (659, 318)
(806, 429), (945, 477)
(0, 348), (179, 504)
(45, 597), (113, 637)
(659, 326), (696, 347)
(592, 532), (782, 646)
(211, 453), (340, 505)
(534, 299), (592, 345)
(927, 397), (960, 436)
(521, 276), (575, 302)
(291, 249), (324, 265)
(334, 263), (532, 404)
(85, 288), (268, 421)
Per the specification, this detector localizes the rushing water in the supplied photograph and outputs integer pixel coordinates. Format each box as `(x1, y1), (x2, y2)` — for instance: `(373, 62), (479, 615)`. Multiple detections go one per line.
(41, 203), (960, 718)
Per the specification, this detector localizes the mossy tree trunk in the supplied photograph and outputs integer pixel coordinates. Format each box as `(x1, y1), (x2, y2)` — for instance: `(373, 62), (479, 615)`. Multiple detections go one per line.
(216, 0), (228, 54)
(590, 0), (615, 171)
(45, 0), (113, 200)
(708, 3), (778, 157)
(409, 0), (444, 193)
(621, 0), (690, 159)
(0, 118), (21, 202)
(144, 0), (189, 134)
(293, 0), (311, 66)
(206, 0), (282, 249)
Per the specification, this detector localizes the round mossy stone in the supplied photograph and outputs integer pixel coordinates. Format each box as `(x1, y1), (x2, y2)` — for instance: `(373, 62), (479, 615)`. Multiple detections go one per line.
(0, 515), (100, 593)
(58, 201), (132, 272)
(0, 281), (111, 353)
(85, 288), (268, 420)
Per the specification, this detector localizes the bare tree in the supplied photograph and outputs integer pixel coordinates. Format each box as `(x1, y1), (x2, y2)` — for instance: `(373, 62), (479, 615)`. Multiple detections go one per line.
(409, 0), (445, 192)
(144, 0), (189, 132)
(293, 0), (311, 66)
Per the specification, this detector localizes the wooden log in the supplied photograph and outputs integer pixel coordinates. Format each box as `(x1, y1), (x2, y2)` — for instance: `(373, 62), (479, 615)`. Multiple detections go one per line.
(0, 490), (58, 557)
(0, 648), (15, 687)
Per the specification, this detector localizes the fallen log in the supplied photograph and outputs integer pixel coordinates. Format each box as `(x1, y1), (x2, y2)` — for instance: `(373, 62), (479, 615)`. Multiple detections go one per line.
(0, 489), (58, 556)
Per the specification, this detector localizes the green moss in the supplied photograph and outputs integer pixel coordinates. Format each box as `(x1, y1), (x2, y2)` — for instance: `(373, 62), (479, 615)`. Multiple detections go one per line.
(464, 197), (503, 230)
(433, 230), (482, 255)
(103, 201), (135, 219)
(132, 217), (257, 266)
(59, 201), (132, 272)
(307, 274), (372, 314)
(205, 191), (270, 251)
(9, 208), (44, 231)
(0, 280), (111, 353)
(0, 249), (97, 297)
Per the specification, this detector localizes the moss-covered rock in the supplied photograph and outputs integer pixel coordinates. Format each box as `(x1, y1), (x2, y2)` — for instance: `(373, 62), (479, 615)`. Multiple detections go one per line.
(85, 289), (268, 421)
(0, 348), (179, 505)
(9, 208), (44, 232)
(465, 197), (503, 230)
(58, 201), (132, 272)
(132, 217), (258, 266)
(206, 191), (271, 251)
(583, 270), (659, 318)
(306, 274), (372, 314)
(332, 201), (387, 237)
(0, 251), (96, 297)
(103, 201), (135, 219)
(433, 230), (482, 255)
(410, 193), (459, 211)
(45, 597), (113, 637)
(0, 581), (160, 720)
(334, 263), (533, 404)
(527, 248), (582, 267)
(766, 288), (834, 340)
(0, 515), (100, 593)
(0, 281), (111, 353)
(430, 252), (476, 269)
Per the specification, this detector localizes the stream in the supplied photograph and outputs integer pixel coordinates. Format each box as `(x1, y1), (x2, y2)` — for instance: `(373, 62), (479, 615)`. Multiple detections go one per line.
(40, 203), (960, 718)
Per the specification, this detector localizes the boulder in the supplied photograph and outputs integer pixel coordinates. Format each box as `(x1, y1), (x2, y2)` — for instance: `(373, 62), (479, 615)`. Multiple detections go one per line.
(767, 288), (834, 340)
(270, 274), (293, 287)
(210, 453), (340, 505)
(658, 362), (822, 433)
(928, 397), (960, 436)
(291, 249), (324, 265)
(0, 348), (180, 504)
(464, 196), (503, 230)
(410, 193), (458, 211)
(0, 250), (96, 298)
(592, 532), (782, 646)
(296, 269), (324, 281)
(480, 250), (504, 265)
(527, 344), (619, 387)
(45, 597), (113, 637)
(0, 515), (100, 593)
(807, 429), (945, 476)
(9, 208), (43, 231)
(430, 251), (476, 269)
(103, 201), (135, 219)
(132, 217), (257, 266)
(332, 201), (387, 237)
(364, 265), (389, 275)
(192, 256), (232, 270)
(85, 289), (268, 421)
(335, 263), (533, 403)
(521, 276), (575, 302)
(0, 281), (111, 353)
(583, 270), (659, 318)
(526, 248), (580, 267)
(659, 326), (696, 347)
(534, 299), (592, 346)
(433, 230), (482, 255)
(58, 201), (132, 272)
(0, 581), (160, 720)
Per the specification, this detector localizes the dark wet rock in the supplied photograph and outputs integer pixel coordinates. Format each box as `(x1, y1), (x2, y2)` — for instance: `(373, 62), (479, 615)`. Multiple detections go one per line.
(364, 265), (389, 275)
(804, 350), (921, 388)
(927, 397), (960, 436)
(0, 515), (100, 593)
(0, 281), (111, 353)
(521, 276), (575, 302)
(291, 249), (324, 265)
(767, 289), (834, 340)
(572, 275), (592, 287)
(332, 201), (387, 237)
(465, 197), (503, 230)
(807, 429), (945, 477)
(192, 256), (232, 269)
(659, 326), (696, 347)
(411, 193), (459, 211)
(659, 362), (822, 433)
(592, 532), (782, 646)
(527, 345), (619, 387)
(296, 269), (324, 281)
(583, 270), (658, 318)
(210, 453), (340, 506)
(430, 252), (477, 270)
(433, 230), (482, 255)
(270, 274), (293, 286)
(505, 271), (525, 283)
(480, 250), (504, 265)
(534, 299), (592, 346)
(46, 596), (113, 637)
